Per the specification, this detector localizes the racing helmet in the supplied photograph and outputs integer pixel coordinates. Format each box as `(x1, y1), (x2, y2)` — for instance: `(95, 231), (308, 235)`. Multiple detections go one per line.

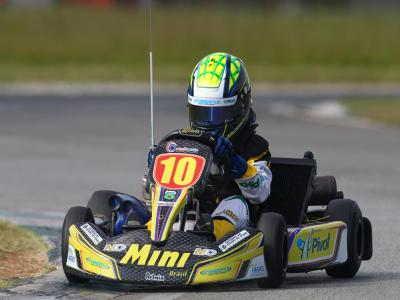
(187, 52), (252, 139)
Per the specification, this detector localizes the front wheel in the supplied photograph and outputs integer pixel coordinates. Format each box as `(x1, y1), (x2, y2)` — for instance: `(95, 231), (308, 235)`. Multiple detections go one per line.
(256, 212), (288, 288)
(61, 206), (94, 283)
(325, 199), (364, 278)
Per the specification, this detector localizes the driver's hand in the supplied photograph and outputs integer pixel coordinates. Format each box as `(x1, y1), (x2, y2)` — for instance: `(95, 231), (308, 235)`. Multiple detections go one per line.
(213, 136), (248, 179)
(213, 135), (234, 159)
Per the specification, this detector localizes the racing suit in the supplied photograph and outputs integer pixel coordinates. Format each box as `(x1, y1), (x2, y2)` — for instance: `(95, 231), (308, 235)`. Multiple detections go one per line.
(201, 111), (273, 239)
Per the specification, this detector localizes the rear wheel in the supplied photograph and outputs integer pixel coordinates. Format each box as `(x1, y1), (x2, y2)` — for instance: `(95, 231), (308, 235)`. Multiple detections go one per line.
(325, 199), (364, 278)
(257, 212), (288, 288)
(61, 206), (94, 283)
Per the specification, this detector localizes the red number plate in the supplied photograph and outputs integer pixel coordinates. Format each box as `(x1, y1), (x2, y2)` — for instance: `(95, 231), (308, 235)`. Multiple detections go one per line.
(153, 153), (205, 189)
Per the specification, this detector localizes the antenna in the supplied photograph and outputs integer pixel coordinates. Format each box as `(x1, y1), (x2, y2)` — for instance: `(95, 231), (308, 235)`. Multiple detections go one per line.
(149, 0), (155, 147)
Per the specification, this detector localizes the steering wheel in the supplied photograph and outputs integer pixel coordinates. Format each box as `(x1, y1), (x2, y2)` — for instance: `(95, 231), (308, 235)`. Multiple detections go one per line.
(160, 129), (232, 179)
(159, 129), (217, 148)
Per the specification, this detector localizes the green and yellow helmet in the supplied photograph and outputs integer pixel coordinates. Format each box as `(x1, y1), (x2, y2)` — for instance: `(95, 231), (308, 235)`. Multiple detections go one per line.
(187, 52), (252, 139)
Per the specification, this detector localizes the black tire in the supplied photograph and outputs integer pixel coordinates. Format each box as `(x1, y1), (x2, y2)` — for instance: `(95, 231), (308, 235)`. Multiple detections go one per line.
(325, 199), (364, 278)
(257, 212), (288, 288)
(61, 206), (94, 283)
(362, 217), (373, 260)
(309, 176), (338, 206)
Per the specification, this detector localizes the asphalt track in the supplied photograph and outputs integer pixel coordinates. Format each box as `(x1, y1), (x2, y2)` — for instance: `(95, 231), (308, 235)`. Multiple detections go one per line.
(0, 90), (400, 299)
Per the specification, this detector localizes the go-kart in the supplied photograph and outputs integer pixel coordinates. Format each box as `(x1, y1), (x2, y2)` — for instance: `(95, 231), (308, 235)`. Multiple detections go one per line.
(61, 129), (373, 288)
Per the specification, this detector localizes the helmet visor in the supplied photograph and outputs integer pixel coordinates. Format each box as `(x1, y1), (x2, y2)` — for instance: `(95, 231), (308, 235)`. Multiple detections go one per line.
(188, 103), (241, 129)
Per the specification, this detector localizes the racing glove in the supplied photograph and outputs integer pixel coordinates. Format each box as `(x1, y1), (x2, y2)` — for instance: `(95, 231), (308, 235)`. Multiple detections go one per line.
(213, 136), (248, 179)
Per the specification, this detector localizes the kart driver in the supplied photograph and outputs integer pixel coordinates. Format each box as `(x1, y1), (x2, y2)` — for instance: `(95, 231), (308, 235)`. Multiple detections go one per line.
(145, 52), (272, 240)
(188, 53), (272, 240)
(186, 52), (273, 240)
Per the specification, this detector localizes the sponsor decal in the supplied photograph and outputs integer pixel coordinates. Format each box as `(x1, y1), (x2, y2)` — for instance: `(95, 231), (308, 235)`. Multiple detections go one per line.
(179, 128), (202, 137)
(120, 244), (191, 268)
(166, 141), (177, 153)
(222, 209), (239, 223)
(80, 223), (103, 245)
(169, 270), (188, 278)
(103, 243), (127, 253)
(165, 141), (199, 154)
(66, 245), (79, 269)
(219, 230), (250, 252)
(239, 174), (267, 189)
(239, 178), (260, 189)
(297, 231), (331, 260)
(193, 248), (218, 257)
(188, 95), (237, 107)
(67, 253), (76, 265)
(158, 201), (175, 207)
(163, 190), (177, 201)
(145, 272), (165, 282)
(245, 255), (268, 278)
(85, 257), (110, 269)
(201, 266), (232, 276)
(251, 265), (265, 273)
(289, 226), (339, 266)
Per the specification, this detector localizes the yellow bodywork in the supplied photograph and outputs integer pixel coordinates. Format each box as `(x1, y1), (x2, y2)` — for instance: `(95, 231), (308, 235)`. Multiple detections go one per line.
(150, 185), (189, 242)
(68, 224), (265, 285)
(66, 218), (346, 284)
(213, 219), (236, 241)
(68, 225), (120, 280)
(288, 221), (346, 266)
(190, 232), (264, 284)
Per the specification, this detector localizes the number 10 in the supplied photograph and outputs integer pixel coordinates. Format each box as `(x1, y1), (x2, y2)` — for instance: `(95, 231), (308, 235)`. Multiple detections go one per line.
(160, 156), (197, 186)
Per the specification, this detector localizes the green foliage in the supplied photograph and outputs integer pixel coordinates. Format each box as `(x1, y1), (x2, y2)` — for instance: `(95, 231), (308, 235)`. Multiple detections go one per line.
(0, 279), (12, 289)
(343, 99), (400, 125)
(0, 7), (399, 82)
(0, 221), (47, 255)
(0, 221), (51, 287)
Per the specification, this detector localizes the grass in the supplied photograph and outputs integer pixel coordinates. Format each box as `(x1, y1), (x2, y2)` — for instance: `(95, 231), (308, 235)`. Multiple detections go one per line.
(0, 6), (400, 82)
(343, 99), (400, 125)
(0, 220), (50, 289)
(0, 279), (12, 289)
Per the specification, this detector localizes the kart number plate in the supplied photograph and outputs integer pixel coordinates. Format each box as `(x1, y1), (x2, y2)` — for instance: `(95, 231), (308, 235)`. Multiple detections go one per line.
(153, 153), (205, 189)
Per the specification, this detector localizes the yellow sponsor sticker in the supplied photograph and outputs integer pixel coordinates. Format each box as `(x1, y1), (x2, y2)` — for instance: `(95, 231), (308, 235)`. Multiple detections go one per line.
(289, 227), (338, 265)
(120, 244), (191, 268)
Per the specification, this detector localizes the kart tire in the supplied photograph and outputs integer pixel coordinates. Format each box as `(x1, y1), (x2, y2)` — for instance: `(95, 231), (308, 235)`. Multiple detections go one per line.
(325, 199), (364, 278)
(61, 206), (94, 283)
(309, 176), (337, 206)
(257, 212), (288, 289)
